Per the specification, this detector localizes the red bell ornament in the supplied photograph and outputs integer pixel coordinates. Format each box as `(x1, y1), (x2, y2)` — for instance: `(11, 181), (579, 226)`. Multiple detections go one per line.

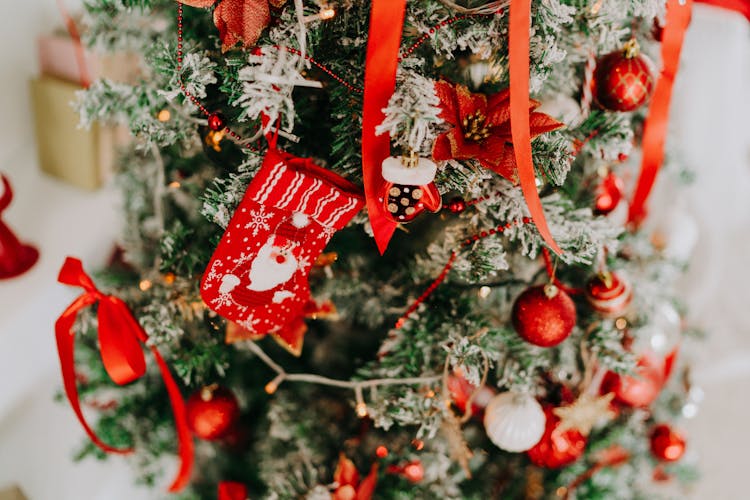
(186, 385), (240, 440)
(527, 406), (586, 468)
(512, 284), (577, 347)
(380, 156), (441, 223)
(594, 39), (655, 112)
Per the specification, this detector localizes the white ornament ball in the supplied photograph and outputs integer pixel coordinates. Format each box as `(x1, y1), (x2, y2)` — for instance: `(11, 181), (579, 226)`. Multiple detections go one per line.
(483, 392), (546, 452)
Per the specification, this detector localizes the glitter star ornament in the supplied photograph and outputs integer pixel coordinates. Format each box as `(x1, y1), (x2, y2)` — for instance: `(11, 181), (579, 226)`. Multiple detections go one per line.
(553, 393), (616, 436)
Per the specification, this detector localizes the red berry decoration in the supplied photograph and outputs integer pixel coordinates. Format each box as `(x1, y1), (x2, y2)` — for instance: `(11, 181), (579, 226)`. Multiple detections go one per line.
(208, 112), (227, 131)
(447, 197), (467, 214)
(594, 172), (625, 215)
(512, 284), (577, 347)
(600, 355), (664, 408)
(650, 424), (686, 462)
(594, 39), (655, 112)
(585, 271), (633, 317)
(186, 385), (239, 440)
(527, 406), (587, 468)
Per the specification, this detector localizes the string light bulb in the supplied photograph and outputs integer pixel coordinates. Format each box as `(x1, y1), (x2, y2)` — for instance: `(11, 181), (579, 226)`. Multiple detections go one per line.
(319, 7), (335, 20)
(265, 374), (285, 395)
(139, 279), (152, 291)
(157, 109), (171, 122)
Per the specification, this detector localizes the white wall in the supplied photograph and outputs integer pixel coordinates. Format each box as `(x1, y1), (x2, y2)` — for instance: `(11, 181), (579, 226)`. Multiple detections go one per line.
(0, 0), (83, 165)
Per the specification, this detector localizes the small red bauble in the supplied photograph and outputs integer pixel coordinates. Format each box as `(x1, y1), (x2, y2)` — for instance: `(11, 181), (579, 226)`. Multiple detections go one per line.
(594, 172), (625, 215)
(600, 355), (663, 408)
(207, 112), (227, 131)
(585, 271), (633, 317)
(512, 284), (577, 347)
(186, 385), (240, 440)
(594, 40), (655, 112)
(527, 406), (587, 468)
(650, 424), (686, 462)
(447, 197), (467, 214)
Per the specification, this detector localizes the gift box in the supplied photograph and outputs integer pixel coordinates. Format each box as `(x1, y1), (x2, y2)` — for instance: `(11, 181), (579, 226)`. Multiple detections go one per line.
(30, 30), (138, 190)
(0, 485), (28, 500)
(30, 75), (117, 191)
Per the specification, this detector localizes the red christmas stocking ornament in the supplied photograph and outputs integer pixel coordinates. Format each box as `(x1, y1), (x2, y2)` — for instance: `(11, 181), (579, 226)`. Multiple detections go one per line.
(201, 148), (363, 349)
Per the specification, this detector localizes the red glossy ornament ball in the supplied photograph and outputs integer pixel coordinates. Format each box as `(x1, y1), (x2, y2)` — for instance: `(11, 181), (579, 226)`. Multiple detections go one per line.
(650, 424), (686, 462)
(186, 385), (239, 440)
(600, 355), (663, 408)
(594, 41), (655, 112)
(447, 197), (467, 214)
(207, 112), (227, 131)
(585, 271), (633, 317)
(512, 284), (577, 347)
(527, 406), (587, 468)
(594, 172), (625, 215)
(402, 461), (425, 483)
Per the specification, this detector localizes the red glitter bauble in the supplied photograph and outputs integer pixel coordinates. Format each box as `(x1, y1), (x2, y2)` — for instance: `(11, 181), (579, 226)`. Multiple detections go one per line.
(585, 271), (633, 317)
(594, 172), (625, 215)
(527, 406), (587, 468)
(186, 385), (239, 440)
(650, 424), (686, 462)
(207, 112), (227, 131)
(594, 43), (655, 112)
(601, 355), (663, 408)
(512, 285), (577, 347)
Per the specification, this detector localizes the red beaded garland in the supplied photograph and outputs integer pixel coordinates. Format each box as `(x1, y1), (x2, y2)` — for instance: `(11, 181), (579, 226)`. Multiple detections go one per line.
(207, 112), (226, 131)
(447, 197), (467, 214)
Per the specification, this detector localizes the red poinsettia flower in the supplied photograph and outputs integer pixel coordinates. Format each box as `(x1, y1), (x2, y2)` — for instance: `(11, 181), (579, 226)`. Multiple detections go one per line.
(178, 0), (286, 52)
(332, 453), (378, 500)
(432, 81), (563, 183)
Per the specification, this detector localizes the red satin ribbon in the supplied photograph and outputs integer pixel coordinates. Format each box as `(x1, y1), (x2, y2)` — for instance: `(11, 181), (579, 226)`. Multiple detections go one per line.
(509, 0), (563, 255)
(55, 257), (193, 492)
(56, 0), (91, 88)
(218, 482), (248, 500)
(627, 0), (693, 226)
(361, 0), (406, 254)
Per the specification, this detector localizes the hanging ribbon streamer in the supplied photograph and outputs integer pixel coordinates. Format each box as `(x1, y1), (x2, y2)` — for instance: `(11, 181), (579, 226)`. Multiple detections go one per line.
(627, 0), (693, 226)
(361, 0), (407, 254)
(695, 0), (750, 22)
(508, 0), (563, 255)
(55, 257), (193, 492)
(55, 0), (91, 88)
(218, 481), (248, 500)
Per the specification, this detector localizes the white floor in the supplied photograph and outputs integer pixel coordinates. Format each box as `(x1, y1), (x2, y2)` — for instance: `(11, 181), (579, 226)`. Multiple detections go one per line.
(0, 4), (749, 500)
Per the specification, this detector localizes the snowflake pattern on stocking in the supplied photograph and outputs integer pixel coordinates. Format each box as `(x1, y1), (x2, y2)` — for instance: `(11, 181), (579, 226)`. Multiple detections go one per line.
(238, 313), (260, 333)
(244, 207), (273, 236)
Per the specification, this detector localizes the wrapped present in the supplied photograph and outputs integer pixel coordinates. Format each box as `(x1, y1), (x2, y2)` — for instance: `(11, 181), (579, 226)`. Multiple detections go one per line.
(31, 27), (138, 190)
(30, 75), (118, 190)
(0, 485), (28, 500)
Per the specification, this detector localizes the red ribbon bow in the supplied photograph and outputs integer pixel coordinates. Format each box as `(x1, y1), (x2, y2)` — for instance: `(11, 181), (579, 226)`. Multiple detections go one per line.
(55, 257), (194, 492)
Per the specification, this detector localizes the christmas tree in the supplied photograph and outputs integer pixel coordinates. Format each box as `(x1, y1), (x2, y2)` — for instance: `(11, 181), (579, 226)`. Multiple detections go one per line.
(58, 0), (701, 498)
